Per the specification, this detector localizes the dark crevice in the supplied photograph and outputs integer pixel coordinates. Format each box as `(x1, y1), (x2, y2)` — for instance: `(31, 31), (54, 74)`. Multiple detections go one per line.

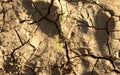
(1, 2), (6, 32)
(30, 16), (46, 24)
(14, 27), (23, 45)
(1, 0), (119, 75)
(47, 0), (54, 15)
(91, 1), (115, 16)
(31, 0), (62, 37)
(91, 59), (99, 75)
(64, 41), (70, 65)
(19, 19), (31, 23)
(75, 53), (120, 73)
(45, 17), (61, 36)
(32, 2), (43, 17)
(10, 40), (28, 65)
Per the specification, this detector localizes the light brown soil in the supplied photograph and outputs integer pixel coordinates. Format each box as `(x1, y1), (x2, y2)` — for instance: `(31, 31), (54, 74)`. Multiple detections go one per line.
(0, 0), (120, 75)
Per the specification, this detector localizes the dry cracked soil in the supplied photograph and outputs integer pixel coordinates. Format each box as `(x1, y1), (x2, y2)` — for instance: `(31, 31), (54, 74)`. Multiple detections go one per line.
(0, 0), (120, 75)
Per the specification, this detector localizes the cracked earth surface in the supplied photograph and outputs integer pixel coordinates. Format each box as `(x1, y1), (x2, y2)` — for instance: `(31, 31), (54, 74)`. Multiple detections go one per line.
(0, 0), (120, 75)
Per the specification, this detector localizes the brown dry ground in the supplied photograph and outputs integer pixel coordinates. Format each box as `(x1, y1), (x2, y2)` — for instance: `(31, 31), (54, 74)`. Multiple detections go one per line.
(0, 0), (120, 75)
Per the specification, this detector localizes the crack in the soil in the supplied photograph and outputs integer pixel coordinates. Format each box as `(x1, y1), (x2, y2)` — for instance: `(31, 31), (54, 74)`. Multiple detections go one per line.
(91, 59), (99, 75)
(45, 16), (61, 35)
(10, 39), (30, 65)
(10, 24), (39, 65)
(1, 2), (6, 32)
(71, 49), (120, 73)
(14, 27), (23, 45)
(92, 1), (114, 16)
(64, 41), (70, 65)
(47, 0), (54, 15)
(31, 0), (73, 72)
(77, 15), (113, 56)
(32, 2), (43, 17)
(78, 2), (120, 74)
(10, 26), (40, 65)
(30, 16), (46, 24)
(1, 0), (120, 74)
(31, 0), (61, 36)
(25, 2), (69, 68)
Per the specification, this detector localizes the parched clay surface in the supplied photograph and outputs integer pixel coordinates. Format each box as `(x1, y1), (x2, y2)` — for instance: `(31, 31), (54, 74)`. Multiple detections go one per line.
(0, 0), (120, 75)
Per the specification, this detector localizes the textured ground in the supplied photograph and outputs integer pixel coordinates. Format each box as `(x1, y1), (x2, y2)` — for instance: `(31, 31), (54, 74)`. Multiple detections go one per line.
(0, 0), (120, 75)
